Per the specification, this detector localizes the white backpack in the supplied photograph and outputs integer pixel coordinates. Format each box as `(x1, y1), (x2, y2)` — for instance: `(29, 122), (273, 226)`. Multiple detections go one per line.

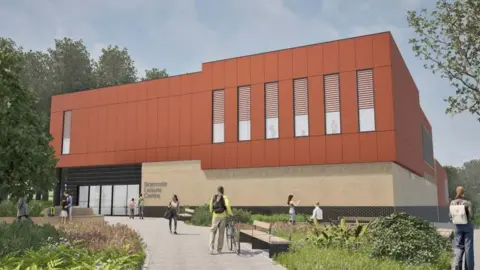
(450, 204), (468, 224)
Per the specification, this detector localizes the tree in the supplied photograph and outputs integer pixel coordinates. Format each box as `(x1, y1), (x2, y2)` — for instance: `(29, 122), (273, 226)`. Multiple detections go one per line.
(49, 38), (95, 94)
(445, 159), (480, 214)
(19, 50), (53, 123)
(407, 0), (480, 121)
(142, 68), (168, 81)
(0, 38), (58, 200)
(95, 45), (137, 88)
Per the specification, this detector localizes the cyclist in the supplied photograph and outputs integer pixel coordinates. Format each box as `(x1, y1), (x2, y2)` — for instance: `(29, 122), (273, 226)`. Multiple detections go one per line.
(208, 186), (233, 255)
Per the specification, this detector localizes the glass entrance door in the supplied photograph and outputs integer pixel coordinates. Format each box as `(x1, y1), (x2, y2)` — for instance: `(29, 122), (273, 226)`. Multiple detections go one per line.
(89, 186), (101, 215)
(113, 185), (127, 215)
(78, 186), (89, 208)
(101, 185), (112, 215)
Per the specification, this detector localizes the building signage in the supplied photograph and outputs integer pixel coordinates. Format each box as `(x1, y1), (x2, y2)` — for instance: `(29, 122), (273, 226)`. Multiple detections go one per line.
(143, 181), (167, 199)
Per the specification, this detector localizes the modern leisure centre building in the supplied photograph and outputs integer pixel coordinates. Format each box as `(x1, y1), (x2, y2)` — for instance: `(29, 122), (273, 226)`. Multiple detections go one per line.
(49, 32), (450, 222)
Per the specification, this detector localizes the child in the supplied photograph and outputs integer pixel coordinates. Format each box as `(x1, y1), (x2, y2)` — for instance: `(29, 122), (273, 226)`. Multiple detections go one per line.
(129, 198), (135, 219)
(60, 200), (68, 224)
(310, 202), (323, 227)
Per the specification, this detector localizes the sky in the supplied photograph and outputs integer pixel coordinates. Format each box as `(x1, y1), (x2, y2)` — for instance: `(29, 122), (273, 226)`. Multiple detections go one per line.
(0, 0), (478, 167)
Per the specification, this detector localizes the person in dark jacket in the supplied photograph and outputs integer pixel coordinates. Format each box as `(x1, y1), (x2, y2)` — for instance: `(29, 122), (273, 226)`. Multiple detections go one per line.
(17, 195), (30, 221)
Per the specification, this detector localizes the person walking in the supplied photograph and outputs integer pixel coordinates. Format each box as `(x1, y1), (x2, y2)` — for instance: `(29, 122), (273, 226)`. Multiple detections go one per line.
(287, 194), (300, 225)
(310, 202), (323, 226)
(138, 194), (145, 219)
(17, 195), (30, 221)
(60, 200), (68, 225)
(167, 195), (180, 234)
(64, 191), (73, 222)
(209, 186), (233, 255)
(450, 185), (475, 270)
(129, 198), (135, 219)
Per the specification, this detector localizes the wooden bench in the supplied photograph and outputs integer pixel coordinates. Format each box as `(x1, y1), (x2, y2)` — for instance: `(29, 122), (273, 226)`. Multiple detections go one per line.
(178, 208), (195, 221)
(239, 220), (291, 258)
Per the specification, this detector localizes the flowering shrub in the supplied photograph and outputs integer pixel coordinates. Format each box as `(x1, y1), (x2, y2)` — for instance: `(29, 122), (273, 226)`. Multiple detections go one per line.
(0, 200), (52, 217)
(58, 221), (144, 254)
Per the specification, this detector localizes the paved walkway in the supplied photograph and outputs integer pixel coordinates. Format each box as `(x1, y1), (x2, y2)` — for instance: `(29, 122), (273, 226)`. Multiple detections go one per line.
(105, 217), (285, 270)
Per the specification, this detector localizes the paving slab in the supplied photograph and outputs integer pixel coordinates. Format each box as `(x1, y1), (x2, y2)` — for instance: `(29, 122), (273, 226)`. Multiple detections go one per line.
(105, 217), (285, 270)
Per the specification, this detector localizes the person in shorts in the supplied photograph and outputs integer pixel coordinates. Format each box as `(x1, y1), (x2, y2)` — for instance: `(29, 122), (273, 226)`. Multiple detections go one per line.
(60, 200), (68, 225)
(64, 191), (73, 222)
(129, 198), (135, 219)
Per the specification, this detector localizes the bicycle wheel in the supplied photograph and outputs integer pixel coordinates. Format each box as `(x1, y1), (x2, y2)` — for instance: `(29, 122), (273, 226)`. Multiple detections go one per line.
(227, 225), (234, 251)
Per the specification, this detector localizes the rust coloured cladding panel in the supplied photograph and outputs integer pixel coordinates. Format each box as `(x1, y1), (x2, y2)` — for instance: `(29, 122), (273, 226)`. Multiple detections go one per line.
(190, 91), (212, 145)
(250, 140), (265, 167)
(225, 143), (238, 168)
(278, 49), (293, 80)
(212, 61), (225, 90)
(225, 88), (238, 143)
(168, 96), (181, 147)
(294, 137), (310, 165)
(250, 84), (265, 140)
(294, 78), (308, 116)
(146, 99), (158, 149)
(355, 36), (374, 70)
(180, 94), (192, 146)
(324, 74), (340, 113)
(340, 71), (359, 134)
(374, 66), (394, 131)
(225, 59), (238, 87)
(265, 139), (280, 167)
(307, 44), (323, 76)
(264, 52), (279, 82)
(308, 76), (325, 136)
(323, 41), (339, 74)
(157, 98), (169, 148)
(136, 100), (148, 150)
(342, 133), (360, 163)
(97, 107), (108, 153)
(211, 143), (226, 169)
(265, 82), (279, 119)
(105, 105), (117, 152)
(212, 90), (225, 124)
(250, 54), (265, 84)
(293, 46), (308, 78)
(279, 80), (294, 138)
(279, 138), (295, 166)
(237, 57), (251, 85)
(339, 38), (356, 72)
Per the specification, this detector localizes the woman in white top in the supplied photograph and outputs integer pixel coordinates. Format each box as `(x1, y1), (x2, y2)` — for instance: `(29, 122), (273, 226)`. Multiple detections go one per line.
(168, 195), (180, 234)
(287, 194), (300, 225)
(310, 202), (323, 226)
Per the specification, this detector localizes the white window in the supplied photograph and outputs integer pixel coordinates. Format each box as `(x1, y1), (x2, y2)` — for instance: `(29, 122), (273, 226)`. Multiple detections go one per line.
(294, 78), (309, 137)
(238, 86), (251, 141)
(62, 111), (72, 154)
(265, 82), (279, 139)
(324, 74), (341, 134)
(212, 90), (225, 143)
(357, 69), (375, 132)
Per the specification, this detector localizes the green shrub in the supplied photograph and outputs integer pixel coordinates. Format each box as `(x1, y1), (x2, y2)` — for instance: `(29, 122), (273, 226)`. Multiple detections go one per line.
(0, 244), (145, 270)
(305, 219), (368, 250)
(0, 200), (53, 217)
(0, 221), (62, 257)
(190, 204), (212, 226)
(232, 208), (251, 224)
(275, 244), (451, 270)
(251, 213), (308, 223)
(368, 212), (451, 265)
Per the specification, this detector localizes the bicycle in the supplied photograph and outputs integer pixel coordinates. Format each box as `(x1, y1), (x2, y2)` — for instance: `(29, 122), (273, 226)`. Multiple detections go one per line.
(226, 216), (240, 255)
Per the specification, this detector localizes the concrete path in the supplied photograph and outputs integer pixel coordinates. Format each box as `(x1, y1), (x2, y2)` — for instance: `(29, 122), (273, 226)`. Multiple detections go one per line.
(105, 217), (285, 270)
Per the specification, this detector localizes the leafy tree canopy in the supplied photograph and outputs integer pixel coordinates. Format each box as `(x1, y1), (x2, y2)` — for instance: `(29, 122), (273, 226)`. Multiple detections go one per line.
(407, 0), (480, 121)
(95, 45), (137, 88)
(142, 68), (168, 81)
(0, 38), (57, 200)
(445, 159), (480, 213)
